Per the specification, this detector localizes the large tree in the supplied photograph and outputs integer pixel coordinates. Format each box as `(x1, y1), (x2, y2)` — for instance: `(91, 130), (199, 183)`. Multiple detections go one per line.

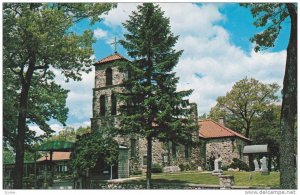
(251, 105), (281, 171)
(71, 132), (119, 180)
(118, 3), (197, 189)
(3, 3), (115, 188)
(209, 77), (279, 139)
(240, 3), (297, 189)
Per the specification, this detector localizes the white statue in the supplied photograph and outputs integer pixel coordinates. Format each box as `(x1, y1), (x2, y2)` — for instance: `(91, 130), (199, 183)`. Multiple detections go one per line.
(260, 156), (268, 172)
(214, 155), (222, 172)
(253, 159), (260, 172)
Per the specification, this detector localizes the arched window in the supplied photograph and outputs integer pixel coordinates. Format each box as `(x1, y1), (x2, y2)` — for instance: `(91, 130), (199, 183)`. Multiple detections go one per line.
(111, 93), (117, 115)
(100, 95), (106, 116)
(106, 68), (112, 86)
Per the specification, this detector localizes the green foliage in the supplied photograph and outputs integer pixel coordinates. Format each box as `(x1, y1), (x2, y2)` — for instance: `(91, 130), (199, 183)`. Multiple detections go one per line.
(3, 3), (115, 146)
(118, 2), (197, 146)
(41, 126), (91, 145)
(251, 105), (281, 170)
(3, 147), (15, 164)
(76, 126), (91, 136)
(118, 4), (198, 188)
(151, 164), (163, 173)
(240, 3), (290, 52)
(3, 3), (115, 187)
(209, 77), (279, 138)
(229, 158), (250, 171)
(147, 171), (280, 188)
(131, 170), (143, 175)
(198, 113), (207, 120)
(179, 163), (198, 172)
(3, 69), (68, 150)
(240, 3), (297, 189)
(71, 132), (119, 171)
(3, 70), (20, 148)
(221, 165), (229, 171)
(3, 148), (41, 164)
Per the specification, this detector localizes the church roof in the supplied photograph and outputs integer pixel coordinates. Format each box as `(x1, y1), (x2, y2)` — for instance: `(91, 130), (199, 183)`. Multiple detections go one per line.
(94, 52), (129, 65)
(199, 119), (251, 142)
(37, 152), (71, 162)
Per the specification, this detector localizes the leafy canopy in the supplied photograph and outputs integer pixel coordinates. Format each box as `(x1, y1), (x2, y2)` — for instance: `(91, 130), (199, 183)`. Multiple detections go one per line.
(3, 3), (115, 147)
(209, 77), (279, 138)
(240, 3), (290, 52)
(71, 132), (119, 171)
(3, 69), (69, 150)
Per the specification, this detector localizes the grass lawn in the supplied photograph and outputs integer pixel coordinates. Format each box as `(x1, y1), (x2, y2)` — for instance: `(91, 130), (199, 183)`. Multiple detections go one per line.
(132, 171), (280, 188)
(231, 171), (280, 188)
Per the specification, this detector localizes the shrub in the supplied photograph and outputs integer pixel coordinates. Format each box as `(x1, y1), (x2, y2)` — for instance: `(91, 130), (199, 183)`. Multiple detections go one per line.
(179, 163), (198, 171)
(229, 158), (249, 171)
(189, 163), (198, 171)
(131, 170), (143, 175)
(151, 164), (163, 173)
(179, 164), (185, 171)
(221, 165), (229, 171)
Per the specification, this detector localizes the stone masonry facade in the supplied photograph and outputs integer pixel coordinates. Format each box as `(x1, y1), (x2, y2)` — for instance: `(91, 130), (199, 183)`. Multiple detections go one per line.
(91, 54), (202, 175)
(204, 137), (249, 166)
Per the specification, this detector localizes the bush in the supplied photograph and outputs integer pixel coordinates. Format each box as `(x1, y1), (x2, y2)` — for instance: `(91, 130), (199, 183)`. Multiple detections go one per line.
(221, 165), (229, 171)
(229, 158), (249, 171)
(179, 164), (185, 171)
(151, 164), (162, 173)
(179, 163), (198, 171)
(131, 170), (143, 175)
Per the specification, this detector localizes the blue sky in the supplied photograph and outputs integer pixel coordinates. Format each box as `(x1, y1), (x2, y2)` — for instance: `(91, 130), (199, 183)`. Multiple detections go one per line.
(31, 3), (290, 134)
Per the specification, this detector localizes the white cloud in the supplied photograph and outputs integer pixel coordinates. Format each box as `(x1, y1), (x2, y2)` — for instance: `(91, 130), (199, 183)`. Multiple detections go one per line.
(161, 3), (286, 114)
(102, 3), (140, 27)
(28, 123), (63, 136)
(29, 121), (91, 136)
(54, 69), (94, 120)
(100, 3), (286, 115)
(94, 28), (108, 39)
(55, 3), (286, 127)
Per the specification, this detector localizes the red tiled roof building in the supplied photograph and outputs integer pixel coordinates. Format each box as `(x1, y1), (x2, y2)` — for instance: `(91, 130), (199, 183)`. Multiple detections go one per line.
(199, 119), (251, 168)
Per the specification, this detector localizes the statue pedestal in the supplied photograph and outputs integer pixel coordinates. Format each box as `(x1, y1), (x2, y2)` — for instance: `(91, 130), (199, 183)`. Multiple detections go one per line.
(261, 170), (270, 175)
(212, 170), (223, 176)
(219, 175), (234, 189)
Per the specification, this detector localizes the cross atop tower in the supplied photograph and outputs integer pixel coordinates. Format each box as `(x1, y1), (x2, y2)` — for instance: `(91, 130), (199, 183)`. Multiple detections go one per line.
(110, 37), (118, 53)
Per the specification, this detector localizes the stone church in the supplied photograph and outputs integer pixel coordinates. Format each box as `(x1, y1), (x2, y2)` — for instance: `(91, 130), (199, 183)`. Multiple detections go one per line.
(91, 52), (202, 175)
(90, 52), (250, 177)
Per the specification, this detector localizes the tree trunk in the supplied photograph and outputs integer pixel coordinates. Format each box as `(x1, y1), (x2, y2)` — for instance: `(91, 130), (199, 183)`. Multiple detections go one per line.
(279, 3), (297, 189)
(13, 83), (30, 189)
(245, 120), (251, 138)
(146, 136), (152, 189)
(13, 61), (35, 189)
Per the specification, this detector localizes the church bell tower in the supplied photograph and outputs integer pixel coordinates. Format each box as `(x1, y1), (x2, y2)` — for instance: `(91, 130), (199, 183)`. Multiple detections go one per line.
(91, 52), (129, 133)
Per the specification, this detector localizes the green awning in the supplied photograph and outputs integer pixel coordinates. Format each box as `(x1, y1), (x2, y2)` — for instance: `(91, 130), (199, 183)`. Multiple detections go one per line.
(243, 144), (268, 154)
(36, 141), (75, 152)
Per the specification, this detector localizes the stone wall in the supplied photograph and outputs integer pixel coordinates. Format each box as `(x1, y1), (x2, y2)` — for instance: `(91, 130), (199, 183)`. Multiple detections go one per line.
(205, 137), (247, 166)
(92, 58), (201, 176)
(128, 137), (201, 173)
(94, 62), (126, 88)
(92, 87), (124, 118)
(89, 180), (219, 189)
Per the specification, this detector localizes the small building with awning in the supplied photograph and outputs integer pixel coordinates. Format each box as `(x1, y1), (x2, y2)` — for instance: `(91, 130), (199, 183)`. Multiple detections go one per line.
(243, 144), (269, 171)
(243, 144), (269, 154)
(36, 152), (72, 174)
(34, 140), (129, 188)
